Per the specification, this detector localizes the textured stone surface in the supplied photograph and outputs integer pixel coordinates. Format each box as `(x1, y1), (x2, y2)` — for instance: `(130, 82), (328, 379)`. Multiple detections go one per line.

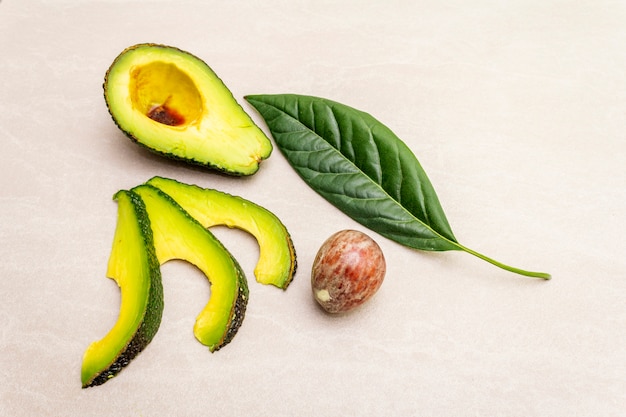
(1, 0), (625, 416)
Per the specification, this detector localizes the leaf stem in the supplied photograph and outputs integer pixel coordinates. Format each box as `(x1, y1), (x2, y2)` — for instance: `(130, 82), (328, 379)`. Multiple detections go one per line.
(455, 242), (551, 280)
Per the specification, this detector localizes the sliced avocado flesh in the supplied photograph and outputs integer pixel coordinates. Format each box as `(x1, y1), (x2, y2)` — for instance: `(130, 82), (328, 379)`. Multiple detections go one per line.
(104, 43), (272, 176)
(146, 176), (297, 289)
(82, 185), (250, 388)
(81, 190), (163, 388)
(132, 184), (249, 352)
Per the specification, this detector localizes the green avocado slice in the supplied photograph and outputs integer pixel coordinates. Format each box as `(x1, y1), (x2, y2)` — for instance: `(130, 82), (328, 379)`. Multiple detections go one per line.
(146, 176), (297, 289)
(81, 190), (163, 388)
(131, 184), (248, 352)
(103, 43), (272, 176)
(81, 185), (249, 388)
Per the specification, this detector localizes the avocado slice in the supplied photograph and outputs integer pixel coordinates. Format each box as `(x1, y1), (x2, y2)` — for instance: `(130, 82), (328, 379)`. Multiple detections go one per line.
(146, 176), (297, 289)
(103, 43), (272, 176)
(131, 184), (248, 352)
(81, 185), (249, 388)
(81, 190), (163, 388)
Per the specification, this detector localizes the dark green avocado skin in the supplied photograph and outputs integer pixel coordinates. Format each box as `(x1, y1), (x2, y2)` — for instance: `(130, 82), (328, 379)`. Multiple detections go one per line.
(213, 259), (249, 352)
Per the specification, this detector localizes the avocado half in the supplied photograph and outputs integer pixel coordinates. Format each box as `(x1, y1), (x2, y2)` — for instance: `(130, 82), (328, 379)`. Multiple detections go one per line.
(103, 43), (272, 176)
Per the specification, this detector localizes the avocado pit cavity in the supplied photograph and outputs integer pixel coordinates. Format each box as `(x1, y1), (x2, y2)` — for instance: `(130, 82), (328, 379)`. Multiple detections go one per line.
(129, 61), (203, 127)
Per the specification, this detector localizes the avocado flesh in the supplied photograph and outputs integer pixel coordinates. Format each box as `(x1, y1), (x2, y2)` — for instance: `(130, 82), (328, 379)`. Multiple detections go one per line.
(146, 176), (297, 289)
(132, 184), (249, 351)
(104, 43), (272, 176)
(81, 190), (163, 388)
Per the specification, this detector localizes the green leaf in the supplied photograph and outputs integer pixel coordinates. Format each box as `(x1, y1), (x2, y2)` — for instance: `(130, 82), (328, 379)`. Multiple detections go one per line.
(246, 93), (550, 280)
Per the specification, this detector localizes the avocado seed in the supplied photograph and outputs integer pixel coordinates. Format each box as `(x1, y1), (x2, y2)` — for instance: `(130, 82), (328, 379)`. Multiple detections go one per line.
(311, 230), (386, 313)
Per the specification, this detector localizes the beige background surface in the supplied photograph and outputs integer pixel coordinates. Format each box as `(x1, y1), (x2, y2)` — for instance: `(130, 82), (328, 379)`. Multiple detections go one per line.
(1, 0), (625, 416)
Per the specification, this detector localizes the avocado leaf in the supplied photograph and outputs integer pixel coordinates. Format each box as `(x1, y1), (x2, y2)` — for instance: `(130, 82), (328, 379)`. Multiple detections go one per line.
(246, 93), (550, 279)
